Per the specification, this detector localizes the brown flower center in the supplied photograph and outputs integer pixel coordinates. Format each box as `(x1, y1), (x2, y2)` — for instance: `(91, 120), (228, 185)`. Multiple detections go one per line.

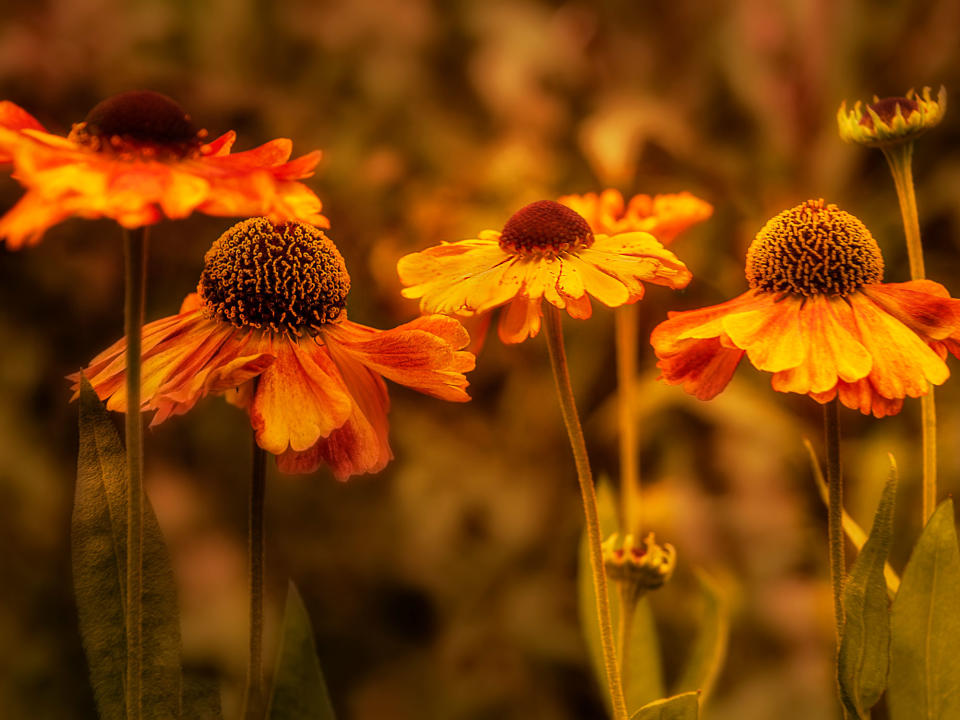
(198, 218), (350, 335)
(859, 97), (919, 130)
(499, 200), (594, 256)
(69, 90), (205, 159)
(746, 199), (883, 297)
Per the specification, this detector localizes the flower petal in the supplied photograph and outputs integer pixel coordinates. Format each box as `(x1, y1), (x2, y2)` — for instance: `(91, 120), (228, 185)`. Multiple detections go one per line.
(498, 294), (544, 343)
(722, 295), (806, 373)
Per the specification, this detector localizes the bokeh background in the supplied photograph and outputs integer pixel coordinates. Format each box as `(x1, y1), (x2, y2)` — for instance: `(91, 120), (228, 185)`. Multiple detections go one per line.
(2, 1), (960, 718)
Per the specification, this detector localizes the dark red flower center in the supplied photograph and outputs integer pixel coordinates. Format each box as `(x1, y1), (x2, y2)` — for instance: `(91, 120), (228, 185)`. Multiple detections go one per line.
(498, 200), (594, 256)
(199, 218), (350, 335)
(859, 97), (919, 130)
(69, 90), (205, 159)
(746, 199), (883, 297)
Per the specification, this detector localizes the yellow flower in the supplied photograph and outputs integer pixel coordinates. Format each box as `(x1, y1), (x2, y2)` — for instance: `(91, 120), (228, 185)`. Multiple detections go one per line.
(837, 86), (946, 148)
(0, 91), (328, 248)
(397, 200), (691, 344)
(73, 218), (475, 479)
(558, 189), (712, 244)
(651, 200), (960, 417)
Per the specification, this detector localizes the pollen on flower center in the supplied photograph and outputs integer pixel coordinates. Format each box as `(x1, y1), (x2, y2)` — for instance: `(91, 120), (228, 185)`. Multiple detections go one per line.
(859, 97), (919, 130)
(499, 200), (595, 256)
(198, 218), (350, 335)
(746, 199), (883, 297)
(69, 90), (205, 159)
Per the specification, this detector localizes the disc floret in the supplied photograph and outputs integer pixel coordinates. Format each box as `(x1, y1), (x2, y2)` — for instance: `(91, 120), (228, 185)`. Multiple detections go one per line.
(199, 218), (350, 335)
(498, 200), (595, 257)
(746, 199), (883, 297)
(68, 90), (207, 160)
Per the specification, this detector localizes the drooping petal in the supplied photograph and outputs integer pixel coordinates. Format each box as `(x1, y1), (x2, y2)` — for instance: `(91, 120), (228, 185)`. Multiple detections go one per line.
(862, 280), (960, 340)
(498, 294), (544, 344)
(722, 295), (806, 373)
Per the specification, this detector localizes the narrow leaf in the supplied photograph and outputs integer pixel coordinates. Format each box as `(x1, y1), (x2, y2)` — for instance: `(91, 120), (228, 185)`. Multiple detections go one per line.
(73, 378), (183, 720)
(578, 479), (663, 713)
(268, 582), (336, 720)
(629, 691), (700, 720)
(804, 438), (900, 596)
(838, 456), (897, 718)
(672, 569), (730, 706)
(888, 500), (960, 720)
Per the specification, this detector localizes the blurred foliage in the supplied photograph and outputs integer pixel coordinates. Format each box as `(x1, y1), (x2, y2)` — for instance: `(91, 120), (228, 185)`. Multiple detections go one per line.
(2, 1), (960, 718)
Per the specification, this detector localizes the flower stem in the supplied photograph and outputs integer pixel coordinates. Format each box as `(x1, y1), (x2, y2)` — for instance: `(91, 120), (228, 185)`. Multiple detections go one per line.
(615, 304), (641, 536)
(883, 142), (937, 525)
(823, 398), (844, 641)
(243, 435), (268, 720)
(616, 582), (639, 691)
(544, 305), (628, 720)
(123, 226), (147, 720)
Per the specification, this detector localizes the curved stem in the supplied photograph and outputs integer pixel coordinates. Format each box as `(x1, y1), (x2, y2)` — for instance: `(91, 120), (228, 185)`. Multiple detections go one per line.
(243, 436), (268, 720)
(883, 142), (937, 524)
(544, 305), (628, 720)
(824, 398), (844, 641)
(123, 226), (147, 720)
(615, 304), (641, 536)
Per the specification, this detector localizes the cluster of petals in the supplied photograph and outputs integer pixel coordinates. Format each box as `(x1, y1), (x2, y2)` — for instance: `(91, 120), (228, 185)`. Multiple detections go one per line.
(397, 201), (695, 345)
(74, 294), (475, 479)
(558, 189), (713, 244)
(651, 280), (960, 417)
(0, 100), (328, 248)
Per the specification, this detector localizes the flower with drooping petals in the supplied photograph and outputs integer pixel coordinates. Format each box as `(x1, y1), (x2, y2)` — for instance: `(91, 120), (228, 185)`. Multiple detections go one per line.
(0, 91), (328, 248)
(651, 199), (960, 417)
(73, 218), (474, 479)
(559, 189), (712, 244)
(397, 200), (691, 344)
(837, 86), (946, 148)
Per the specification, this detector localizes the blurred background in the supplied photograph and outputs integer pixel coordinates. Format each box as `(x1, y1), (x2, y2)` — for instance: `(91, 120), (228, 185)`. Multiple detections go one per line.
(2, 1), (960, 718)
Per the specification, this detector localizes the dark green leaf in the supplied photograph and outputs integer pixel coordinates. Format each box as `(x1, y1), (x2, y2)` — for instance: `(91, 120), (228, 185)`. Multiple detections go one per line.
(578, 479), (663, 713)
(888, 500), (960, 720)
(73, 378), (182, 720)
(268, 582), (336, 720)
(838, 457), (897, 718)
(672, 570), (730, 706)
(629, 691), (700, 720)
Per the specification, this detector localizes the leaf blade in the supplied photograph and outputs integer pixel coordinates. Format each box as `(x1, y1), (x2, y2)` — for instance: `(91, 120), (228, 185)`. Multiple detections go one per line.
(672, 569), (730, 706)
(629, 691), (700, 720)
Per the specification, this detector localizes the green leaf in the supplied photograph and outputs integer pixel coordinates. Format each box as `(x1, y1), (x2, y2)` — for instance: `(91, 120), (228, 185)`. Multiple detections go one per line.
(838, 457), (897, 718)
(577, 479), (663, 713)
(672, 569), (730, 706)
(73, 377), (182, 720)
(888, 499), (960, 720)
(629, 691), (700, 720)
(268, 582), (336, 720)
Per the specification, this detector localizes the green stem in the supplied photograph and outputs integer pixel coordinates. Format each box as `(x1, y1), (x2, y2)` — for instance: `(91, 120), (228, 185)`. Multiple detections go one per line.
(615, 304), (641, 536)
(824, 398), (844, 641)
(883, 142), (937, 525)
(543, 305), (628, 720)
(616, 582), (639, 690)
(123, 226), (147, 720)
(243, 436), (268, 720)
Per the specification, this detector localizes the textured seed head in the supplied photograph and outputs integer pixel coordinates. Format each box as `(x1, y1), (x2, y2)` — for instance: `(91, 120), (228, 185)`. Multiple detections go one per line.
(499, 200), (594, 256)
(199, 218), (350, 335)
(69, 90), (205, 158)
(746, 199), (883, 297)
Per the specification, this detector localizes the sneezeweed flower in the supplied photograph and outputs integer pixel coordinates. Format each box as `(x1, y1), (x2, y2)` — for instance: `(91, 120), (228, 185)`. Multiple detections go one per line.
(652, 199), (960, 417)
(397, 200), (692, 344)
(0, 90), (328, 248)
(837, 86), (946, 148)
(73, 218), (475, 479)
(602, 532), (677, 593)
(559, 189), (713, 244)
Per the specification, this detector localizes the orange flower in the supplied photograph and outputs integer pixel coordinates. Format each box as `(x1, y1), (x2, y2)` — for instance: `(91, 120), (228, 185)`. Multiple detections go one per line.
(558, 189), (713, 243)
(651, 199), (960, 417)
(73, 218), (474, 479)
(0, 91), (328, 248)
(397, 200), (691, 344)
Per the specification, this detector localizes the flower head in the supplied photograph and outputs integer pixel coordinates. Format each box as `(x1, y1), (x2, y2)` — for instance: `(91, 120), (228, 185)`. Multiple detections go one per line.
(73, 218), (475, 479)
(0, 91), (328, 248)
(397, 199), (691, 344)
(651, 199), (960, 417)
(559, 189), (713, 244)
(837, 86), (946, 148)
(602, 532), (677, 593)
